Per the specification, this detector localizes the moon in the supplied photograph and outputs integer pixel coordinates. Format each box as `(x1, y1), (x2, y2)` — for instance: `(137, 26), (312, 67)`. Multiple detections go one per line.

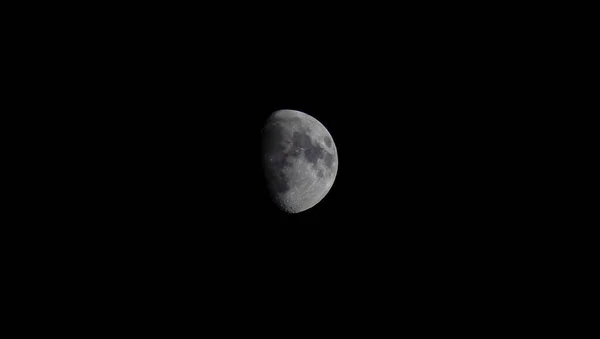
(262, 109), (338, 213)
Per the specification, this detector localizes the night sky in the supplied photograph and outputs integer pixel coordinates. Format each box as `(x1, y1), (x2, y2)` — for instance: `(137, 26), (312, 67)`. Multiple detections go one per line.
(111, 54), (516, 262)
(60, 6), (544, 325)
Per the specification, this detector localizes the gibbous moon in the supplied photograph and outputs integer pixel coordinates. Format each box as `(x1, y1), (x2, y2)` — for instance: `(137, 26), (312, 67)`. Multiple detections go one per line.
(262, 109), (338, 213)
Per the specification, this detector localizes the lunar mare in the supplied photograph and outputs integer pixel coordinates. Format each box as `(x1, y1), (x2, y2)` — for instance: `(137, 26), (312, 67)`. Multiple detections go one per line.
(262, 109), (338, 213)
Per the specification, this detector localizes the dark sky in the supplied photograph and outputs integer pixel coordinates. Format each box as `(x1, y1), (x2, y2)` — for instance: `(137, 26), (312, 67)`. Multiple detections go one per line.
(66, 8), (548, 322)
(104, 48), (519, 252)
(7, 3), (571, 331)
(91, 13), (526, 243)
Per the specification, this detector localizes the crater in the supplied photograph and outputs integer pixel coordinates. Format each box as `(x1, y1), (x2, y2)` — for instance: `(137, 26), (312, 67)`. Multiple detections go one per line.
(270, 114), (302, 127)
(324, 136), (332, 148)
(262, 124), (291, 194)
(265, 169), (289, 193)
(324, 153), (334, 168)
(262, 124), (286, 155)
(290, 130), (325, 166)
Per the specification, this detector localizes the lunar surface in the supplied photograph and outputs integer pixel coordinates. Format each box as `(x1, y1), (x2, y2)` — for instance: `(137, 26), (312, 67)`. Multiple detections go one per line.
(262, 109), (338, 213)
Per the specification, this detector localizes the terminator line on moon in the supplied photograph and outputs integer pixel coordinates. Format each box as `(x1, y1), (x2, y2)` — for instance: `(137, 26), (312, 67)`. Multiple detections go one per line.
(262, 109), (338, 213)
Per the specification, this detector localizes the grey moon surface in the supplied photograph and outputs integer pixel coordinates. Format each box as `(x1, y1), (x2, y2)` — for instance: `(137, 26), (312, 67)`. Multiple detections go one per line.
(262, 109), (338, 213)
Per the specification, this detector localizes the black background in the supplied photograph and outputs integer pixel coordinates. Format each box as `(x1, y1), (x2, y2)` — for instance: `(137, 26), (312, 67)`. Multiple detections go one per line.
(25, 4), (558, 326)
(92, 20), (521, 236)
